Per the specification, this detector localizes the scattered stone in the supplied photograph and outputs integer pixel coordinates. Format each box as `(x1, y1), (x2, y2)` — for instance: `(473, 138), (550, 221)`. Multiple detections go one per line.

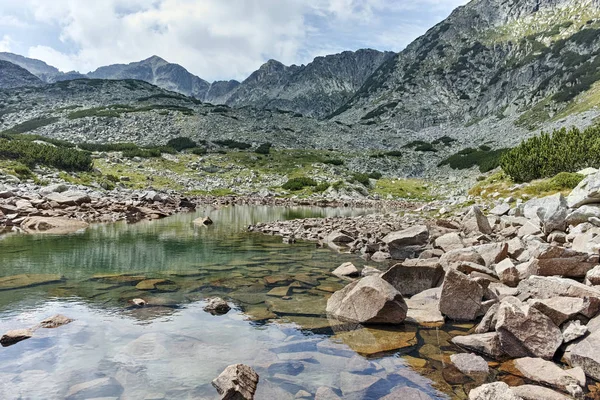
(490, 203), (511, 217)
(332, 262), (359, 278)
(475, 303), (499, 334)
(204, 297), (231, 315)
(194, 216), (213, 225)
(382, 225), (429, 260)
(326, 231), (354, 244)
(511, 385), (571, 400)
(450, 353), (489, 376)
(434, 232), (465, 252)
(439, 269), (483, 321)
(495, 259), (519, 287)
(451, 332), (504, 359)
(468, 382), (521, 400)
(462, 206), (493, 235)
(0, 328), (34, 347)
(562, 320), (588, 344)
(212, 364), (259, 400)
(381, 387), (433, 400)
(315, 387), (342, 400)
(339, 371), (382, 400)
(567, 171), (600, 208)
(530, 297), (598, 326)
(326, 276), (407, 324)
(130, 298), (147, 307)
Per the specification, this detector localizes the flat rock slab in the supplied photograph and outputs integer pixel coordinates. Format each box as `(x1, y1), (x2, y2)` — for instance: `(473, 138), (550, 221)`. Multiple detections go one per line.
(21, 216), (89, 234)
(0, 274), (63, 291)
(333, 327), (417, 356)
(135, 279), (170, 290)
(451, 332), (504, 360)
(39, 314), (73, 328)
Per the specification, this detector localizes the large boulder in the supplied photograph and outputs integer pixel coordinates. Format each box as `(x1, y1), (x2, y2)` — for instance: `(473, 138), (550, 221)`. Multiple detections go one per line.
(382, 225), (429, 260)
(517, 276), (600, 301)
(525, 194), (569, 234)
(567, 171), (600, 208)
(439, 269), (484, 321)
(527, 244), (597, 278)
(495, 297), (563, 360)
(212, 364), (259, 400)
(462, 206), (493, 235)
(570, 330), (600, 381)
(381, 260), (444, 297)
(511, 385), (572, 400)
(529, 297), (599, 326)
(326, 276), (408, 324)
(440, 247), (486, 269)
(495, 259), (520, 287)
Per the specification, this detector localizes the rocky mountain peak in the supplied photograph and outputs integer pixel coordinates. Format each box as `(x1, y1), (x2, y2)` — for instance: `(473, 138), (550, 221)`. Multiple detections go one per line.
(0, 60), (44, 89)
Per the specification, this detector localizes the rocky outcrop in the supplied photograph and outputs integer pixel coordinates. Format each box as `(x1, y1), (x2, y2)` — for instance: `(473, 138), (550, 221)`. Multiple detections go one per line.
(326, 276), (408, 324)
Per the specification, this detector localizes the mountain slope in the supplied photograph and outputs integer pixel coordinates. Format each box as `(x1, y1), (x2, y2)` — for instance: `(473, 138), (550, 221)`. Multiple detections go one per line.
(223, 50), (394, 118)
(87, 56), (213, 100)
(331, 0), (600, 135)
(0, 60), (44, 89)
(0, 52), (85, 83)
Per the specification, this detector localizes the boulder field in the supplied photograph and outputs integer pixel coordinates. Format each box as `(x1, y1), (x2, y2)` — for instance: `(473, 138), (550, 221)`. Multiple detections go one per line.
(252, 170), (600, 399)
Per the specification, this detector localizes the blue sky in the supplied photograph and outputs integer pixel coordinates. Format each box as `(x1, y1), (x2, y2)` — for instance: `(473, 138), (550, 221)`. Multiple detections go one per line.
(0, 0), (468, 81)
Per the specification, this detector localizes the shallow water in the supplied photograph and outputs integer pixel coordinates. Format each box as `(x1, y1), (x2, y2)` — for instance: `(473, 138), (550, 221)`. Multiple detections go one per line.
(0, 206), (474, 399)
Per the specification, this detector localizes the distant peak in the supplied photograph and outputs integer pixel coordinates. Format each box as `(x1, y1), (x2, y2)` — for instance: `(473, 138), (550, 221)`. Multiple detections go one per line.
(143, 55), (168, 64)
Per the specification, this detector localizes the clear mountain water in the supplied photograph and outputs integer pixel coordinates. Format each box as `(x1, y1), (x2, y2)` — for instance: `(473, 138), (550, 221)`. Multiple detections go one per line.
(0, 206), (469, 399)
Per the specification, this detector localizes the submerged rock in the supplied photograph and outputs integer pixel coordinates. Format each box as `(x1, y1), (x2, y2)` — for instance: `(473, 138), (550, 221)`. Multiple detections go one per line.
(194, 216), (213, 226)
(451, 332), (504, 359)
(65, 376), (123, 400)
(212, 364), (259, 400)
(326, 276), (407, 324)
(39, 314), (73, 329)
(21, 216), (89, 234)
(0, 274), (63, 291)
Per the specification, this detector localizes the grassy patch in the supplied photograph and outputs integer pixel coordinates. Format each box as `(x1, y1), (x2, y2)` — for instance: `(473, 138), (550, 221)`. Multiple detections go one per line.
(373, 179), (431, 200)
(469, 171), (584, 199)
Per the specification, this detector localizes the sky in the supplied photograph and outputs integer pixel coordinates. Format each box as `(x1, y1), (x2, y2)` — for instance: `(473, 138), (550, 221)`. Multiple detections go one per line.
(0, 0), (469, 82)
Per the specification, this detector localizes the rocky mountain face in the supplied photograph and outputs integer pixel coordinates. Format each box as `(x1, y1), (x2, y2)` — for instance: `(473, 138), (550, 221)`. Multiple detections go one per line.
(0, 61), (43, 89)
(0, 52), (84, 83)
(221, 50), (394, 118)
(331, 0), (600, 135)
(87, 56), (213, 100)
(1, 50), (393, 119)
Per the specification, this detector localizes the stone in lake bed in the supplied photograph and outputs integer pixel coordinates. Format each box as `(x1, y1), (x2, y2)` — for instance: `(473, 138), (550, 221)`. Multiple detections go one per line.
(39, 314), (73, 328)
(0, 274), (63, 291)
(381, 387), (434, 400)
(0, 328), (34, 346)
(65, 376), (123, 400)
(212, 364), (259, 400)
(266, 286), (291, 297)
(333, 327), (418, 356)
(266, 296), (327, 317)
(135, 279), (171, 290)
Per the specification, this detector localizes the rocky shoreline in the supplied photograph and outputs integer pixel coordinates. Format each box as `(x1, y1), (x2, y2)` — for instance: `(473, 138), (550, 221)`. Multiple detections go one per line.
(0, 179), (417, 234)
(249, 170), (600, 399)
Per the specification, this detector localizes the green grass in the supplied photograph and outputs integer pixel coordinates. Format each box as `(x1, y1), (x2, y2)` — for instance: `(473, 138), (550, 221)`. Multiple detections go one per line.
(373, 179), (431, 200)
(469, 171), (584, 199)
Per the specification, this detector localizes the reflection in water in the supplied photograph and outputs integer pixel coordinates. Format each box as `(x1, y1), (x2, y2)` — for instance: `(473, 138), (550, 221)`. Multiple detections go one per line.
(0, 206), (458, 399)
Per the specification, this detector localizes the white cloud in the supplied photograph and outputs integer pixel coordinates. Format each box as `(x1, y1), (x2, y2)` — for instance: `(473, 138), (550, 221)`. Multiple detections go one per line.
(0, 0), (470, 81)
(0, 35), (12, 52)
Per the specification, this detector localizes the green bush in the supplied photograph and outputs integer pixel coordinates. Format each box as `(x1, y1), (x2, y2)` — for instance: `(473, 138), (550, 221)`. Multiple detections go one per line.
(213, 139), (251, 150)
(384, 151), (402, 157)
(255, 143), (272, 155)
(122, 148), (162, 158)
(2, 117), (59, 134)
(78, 142), (139, 152)
(369, 171), (383, 180)
(324, 159), (344, 165)
(192, 147), (207, 155)
(350, 173), (371, 187)
(0, 138), (92, 171)
(282, 177), (318, 191)
(439, 147), (508, 173)
(500, 126), (600, 182)
(314, 182), (330, 192)
(167, 137), (196, 151)
(431, 136), (456, 146)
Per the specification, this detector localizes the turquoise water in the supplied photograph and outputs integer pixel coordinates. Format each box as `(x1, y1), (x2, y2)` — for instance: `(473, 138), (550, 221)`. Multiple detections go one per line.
(0, 206), (454, 399)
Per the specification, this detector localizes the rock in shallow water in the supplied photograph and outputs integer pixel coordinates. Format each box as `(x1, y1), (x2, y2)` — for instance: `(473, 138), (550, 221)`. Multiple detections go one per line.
(438, 269), (483, 321)
(204, 297), (231, 315)
(326, 276), (407, 324)
(0, 328), (34, 347)
(212, 364), (259, 400)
